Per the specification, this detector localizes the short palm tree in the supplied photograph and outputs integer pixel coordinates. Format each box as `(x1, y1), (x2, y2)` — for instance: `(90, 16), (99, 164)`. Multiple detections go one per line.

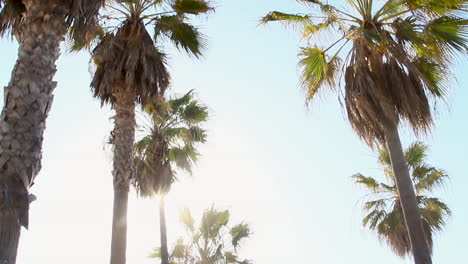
(92, 2), (212, 263)
(261, 1), (466, 263)
(0, 1), (103, 262)
(150, 207), (252, 264)
(353, 142), (450, 258)
(133, 90), (209, 264)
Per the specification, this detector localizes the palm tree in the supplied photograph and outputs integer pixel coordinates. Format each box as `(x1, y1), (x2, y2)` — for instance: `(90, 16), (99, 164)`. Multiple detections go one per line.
(92, 2), (213, 263)
(261, 1), (466, 263)
(0, 1), (103, 262)
(133, 90), (209, 264)
(150, 206), (252, 264)
(353, 142), (450, 258)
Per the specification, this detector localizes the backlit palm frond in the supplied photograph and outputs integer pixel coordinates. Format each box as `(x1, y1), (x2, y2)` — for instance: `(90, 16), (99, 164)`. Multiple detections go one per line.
(404, 141), (428, 168)
(259, 11), (312, 29)
(414, 167), (448, 193)
(353, 173), (381, 192)
(180, 208), (195, 231)
(363, 208), (387, 229)
(154, 15), (206, 57)
(230, 223), (251, 249)
(419, 197), (451, 230)
(404, 0), (466, 16)
(172, 0), (214, 15)
(423, 16), (468, 61)
(376, 206), (411, 257)
(355, 141), (450, 257)
(165, 207), (251, 264)
(298, 46), (341, 101)
(182, 101), (209, 124)
(132, 91), (208, 197)
(201, 207), (230, 240)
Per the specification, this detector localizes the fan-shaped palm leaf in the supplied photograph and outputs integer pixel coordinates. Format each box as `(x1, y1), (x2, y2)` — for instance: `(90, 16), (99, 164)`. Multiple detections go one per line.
(354, 142), (450, 258)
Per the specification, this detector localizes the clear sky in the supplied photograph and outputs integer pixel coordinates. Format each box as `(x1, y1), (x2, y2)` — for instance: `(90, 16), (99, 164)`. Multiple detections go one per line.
(0, 0), (467, 263)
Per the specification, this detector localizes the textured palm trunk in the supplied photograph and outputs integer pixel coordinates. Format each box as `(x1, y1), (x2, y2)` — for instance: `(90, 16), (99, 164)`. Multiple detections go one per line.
(159, 196), (169, 264)
(384, 125), (432, 264)
(110, 87), (135, 264)
(0, 1), (67, 262)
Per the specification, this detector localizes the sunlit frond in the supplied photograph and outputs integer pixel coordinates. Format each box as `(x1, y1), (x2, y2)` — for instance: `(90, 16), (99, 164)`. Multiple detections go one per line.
(230, 223), (251, 249)
(259, 11), (312, 29)
(298, 46), (341, 101)
(172, 0), (213, 15)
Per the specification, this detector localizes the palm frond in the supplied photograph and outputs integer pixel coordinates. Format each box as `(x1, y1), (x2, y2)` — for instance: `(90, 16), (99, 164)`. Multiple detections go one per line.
(180, 208), (195, 231)
(155, 15), (206, 57)
(172, 0), (214, 15)
(404, 141), (428, 168)
(298, 46), (340, 101)
(352, 173), (381, 192)
(259, 11), (312, 29)
(230, 223), (251, 249)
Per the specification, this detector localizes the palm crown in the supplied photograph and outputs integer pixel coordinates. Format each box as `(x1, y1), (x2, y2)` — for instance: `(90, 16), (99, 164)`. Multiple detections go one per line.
(133, 90), (209, 197)
(261, 0), (467, 146)
(150, 207), (252, 264)
(353, 142), (450, 257)
(90, 0), (213, 105)
(0, 0), (104, 41)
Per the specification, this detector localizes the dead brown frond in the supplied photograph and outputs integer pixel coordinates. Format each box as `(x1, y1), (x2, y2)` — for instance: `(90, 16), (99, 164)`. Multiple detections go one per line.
(343, 30), (436, 148)
(134, 139), (173, 198)
(90, 20), (170, 106)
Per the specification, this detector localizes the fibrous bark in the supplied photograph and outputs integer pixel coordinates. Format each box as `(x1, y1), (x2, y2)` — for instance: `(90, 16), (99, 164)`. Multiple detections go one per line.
(0, 1), (67, 262)
(384, 125), (432, 264)
(110, 87), (135, 264)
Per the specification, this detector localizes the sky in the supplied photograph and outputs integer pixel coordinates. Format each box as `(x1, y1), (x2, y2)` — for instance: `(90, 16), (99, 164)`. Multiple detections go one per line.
(0, 0), (467, 263)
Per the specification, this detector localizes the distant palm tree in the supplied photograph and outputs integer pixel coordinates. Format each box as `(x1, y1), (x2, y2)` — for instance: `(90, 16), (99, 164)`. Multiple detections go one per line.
(150, 206), (252, 264)
(91, 1), (213, 263)
(133, 90), (209, 264)
(353, 142), (450, 257)
(0, 1), (103, 262)
(261, 1), (466, 263)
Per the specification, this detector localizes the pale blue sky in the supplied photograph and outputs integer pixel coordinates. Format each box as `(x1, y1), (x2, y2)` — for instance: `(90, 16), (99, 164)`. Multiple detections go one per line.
(0, 0), (467, 263)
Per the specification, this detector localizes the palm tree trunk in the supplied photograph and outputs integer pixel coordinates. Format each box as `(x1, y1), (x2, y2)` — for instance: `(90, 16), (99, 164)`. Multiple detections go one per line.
(0, 209), (20, 263)
(0, 1), (67, 262)
(384, 124), (432, 264)
(110, 87), (135, 264)
(159, 196), (169, 264)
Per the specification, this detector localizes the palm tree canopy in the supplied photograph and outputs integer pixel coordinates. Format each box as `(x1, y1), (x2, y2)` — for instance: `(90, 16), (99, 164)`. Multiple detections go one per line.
(150, 206), (252, 264)
(133, 90), (209, 198)
(90, 0), (213, 106)
(353, 141), (450, 257)
(0, 0), (104, 40)
(261, 0), (467, 146)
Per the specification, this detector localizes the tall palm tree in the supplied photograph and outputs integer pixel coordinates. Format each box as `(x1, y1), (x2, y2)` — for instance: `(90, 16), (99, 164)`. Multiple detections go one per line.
(133, 90), (209, 264)
(92, 2), (213, 263)
(150, 206), (252, 264)
(0, 1), (103, 262)
(353, 142), (450, 258)
(261, 0), (466, 263)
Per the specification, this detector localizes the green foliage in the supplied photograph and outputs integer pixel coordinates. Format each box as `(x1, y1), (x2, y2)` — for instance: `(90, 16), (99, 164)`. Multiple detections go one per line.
(261, 0), (467, 147)
(132, 90), (209, 197)
(154, 15), (206, 57)
(150, 206), (252, 264)
(89, 0), (213, 105)
(173, 0), (214, 15)
(353, 142), (450, 257)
